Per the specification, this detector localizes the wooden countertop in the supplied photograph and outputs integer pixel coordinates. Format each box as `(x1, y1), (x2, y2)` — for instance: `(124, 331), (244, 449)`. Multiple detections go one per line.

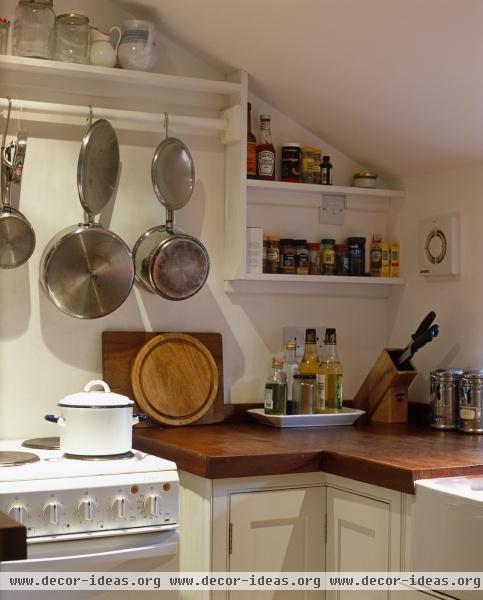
(134, 421), (483, 494)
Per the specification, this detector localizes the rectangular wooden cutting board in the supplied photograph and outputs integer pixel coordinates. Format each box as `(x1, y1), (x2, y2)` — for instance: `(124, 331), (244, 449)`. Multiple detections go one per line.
(102, 331), (224, 427)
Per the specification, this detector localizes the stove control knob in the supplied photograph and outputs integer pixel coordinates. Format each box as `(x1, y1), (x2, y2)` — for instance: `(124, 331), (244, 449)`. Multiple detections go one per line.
(112, 496), (129, 519)
(78, 499), (97, 522)
(8, 504), (28, 525)
(43, 502), (62, 525)
(144, 494), (162, 517)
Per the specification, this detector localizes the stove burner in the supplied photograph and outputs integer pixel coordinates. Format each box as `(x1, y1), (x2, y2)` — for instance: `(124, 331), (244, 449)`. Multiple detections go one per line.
(63, 451), (136, 461)
(22, 437), (61, 450)
(0, 451), (40, 467)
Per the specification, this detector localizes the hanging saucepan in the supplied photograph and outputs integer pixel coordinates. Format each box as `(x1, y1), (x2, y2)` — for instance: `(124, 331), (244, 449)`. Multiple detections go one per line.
(40, 117), (134, 319)
(0, 99), (35, 269)
(133, 115), (209, 300)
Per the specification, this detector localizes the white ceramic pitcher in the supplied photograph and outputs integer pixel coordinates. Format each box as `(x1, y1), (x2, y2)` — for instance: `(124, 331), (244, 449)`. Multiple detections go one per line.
(117, 19), (156, 71)
(89, 26), (122, 68)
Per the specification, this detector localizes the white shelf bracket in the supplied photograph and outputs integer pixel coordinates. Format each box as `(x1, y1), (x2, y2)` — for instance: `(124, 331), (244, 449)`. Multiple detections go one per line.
(221, 104), (242, 145)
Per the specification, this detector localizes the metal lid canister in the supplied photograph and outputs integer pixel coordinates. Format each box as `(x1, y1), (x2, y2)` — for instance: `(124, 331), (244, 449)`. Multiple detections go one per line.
(429, 368), (463, 430)
(459, 370), (483, 434)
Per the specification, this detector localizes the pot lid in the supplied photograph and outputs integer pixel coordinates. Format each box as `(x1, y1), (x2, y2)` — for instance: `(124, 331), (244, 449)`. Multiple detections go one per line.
(59, 380), (134, 408)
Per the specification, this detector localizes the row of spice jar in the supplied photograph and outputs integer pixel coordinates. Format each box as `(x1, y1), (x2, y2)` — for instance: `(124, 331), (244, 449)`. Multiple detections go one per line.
(262, 236), (368, 276)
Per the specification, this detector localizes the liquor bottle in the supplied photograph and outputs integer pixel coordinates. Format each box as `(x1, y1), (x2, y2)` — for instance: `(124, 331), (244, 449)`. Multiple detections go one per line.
(299, 329), (319, 375)
(256, 114), (276, 180)
(283, 340), (299, 414)
(318, 328), (343, 409)
(321, 155), (333, 185)
(264, 358), (287, 415)
(247, 102), (257, 179)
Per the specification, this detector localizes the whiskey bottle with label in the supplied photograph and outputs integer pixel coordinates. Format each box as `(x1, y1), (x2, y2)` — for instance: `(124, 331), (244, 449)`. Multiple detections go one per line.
(264, 358), (287, 415)
(256, 114), (276, 180)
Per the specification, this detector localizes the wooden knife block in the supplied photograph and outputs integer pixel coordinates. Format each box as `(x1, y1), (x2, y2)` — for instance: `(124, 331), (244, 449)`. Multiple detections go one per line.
(352, 349), (417, 423)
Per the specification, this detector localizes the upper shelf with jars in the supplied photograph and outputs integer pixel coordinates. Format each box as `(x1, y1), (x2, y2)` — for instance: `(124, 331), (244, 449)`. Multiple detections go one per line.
(0, 3), (241, 113)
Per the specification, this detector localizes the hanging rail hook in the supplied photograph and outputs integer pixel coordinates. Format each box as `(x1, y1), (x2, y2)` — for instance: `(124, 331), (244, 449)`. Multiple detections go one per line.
(164, 111), (169, 138)
(2, 97), (12, 151)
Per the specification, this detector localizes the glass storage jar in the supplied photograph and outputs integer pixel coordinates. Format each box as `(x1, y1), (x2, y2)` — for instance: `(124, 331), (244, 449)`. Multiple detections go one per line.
(292, 374), (320, 414)
(13, 0), (55, 60)
(55, 13), (90, 64)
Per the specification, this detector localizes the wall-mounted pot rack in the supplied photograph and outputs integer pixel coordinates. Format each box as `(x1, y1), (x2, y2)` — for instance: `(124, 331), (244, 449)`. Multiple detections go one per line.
(0, 97), (240, 143)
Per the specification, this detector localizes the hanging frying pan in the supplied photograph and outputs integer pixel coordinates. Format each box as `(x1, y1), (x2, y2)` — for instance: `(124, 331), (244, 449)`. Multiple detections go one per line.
(0, 100), (35, 269)
(133, 114), (209, 301)
(40, 118), (134, 319)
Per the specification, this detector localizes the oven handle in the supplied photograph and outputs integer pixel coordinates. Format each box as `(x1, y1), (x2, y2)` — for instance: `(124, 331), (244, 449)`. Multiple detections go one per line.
(5, 541), (178, 567)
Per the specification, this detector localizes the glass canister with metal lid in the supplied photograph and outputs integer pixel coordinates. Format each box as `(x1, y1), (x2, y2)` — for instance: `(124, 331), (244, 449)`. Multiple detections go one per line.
(429, 368), (463, 430)
(459, 370), (483, 434)
(55, 13), (90, 64)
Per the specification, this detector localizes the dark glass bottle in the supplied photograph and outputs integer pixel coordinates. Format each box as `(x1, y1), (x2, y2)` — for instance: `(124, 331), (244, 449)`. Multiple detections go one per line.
(264, 358), (287, 415)
(321, 155), (333, 185)
(247, 103), (257, 179)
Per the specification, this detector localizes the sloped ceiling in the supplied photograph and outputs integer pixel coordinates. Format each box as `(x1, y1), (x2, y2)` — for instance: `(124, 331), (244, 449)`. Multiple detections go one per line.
(115, 0), (483, 178)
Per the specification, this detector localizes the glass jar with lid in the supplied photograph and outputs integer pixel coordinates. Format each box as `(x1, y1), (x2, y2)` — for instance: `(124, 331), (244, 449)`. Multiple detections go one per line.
(13, 0), (56, 60)
(55, 13), (90, 64)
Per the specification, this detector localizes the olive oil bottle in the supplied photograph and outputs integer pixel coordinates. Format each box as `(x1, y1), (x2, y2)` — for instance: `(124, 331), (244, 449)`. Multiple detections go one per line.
(264, 358), (287, 415)
(318, 328), (343, 410)
(299, 328), (319, 375)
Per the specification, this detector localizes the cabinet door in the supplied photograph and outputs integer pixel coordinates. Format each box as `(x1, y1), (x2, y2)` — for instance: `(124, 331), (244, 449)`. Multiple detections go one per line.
(229, 486), (325, 599)
(326, 487), (395, 600)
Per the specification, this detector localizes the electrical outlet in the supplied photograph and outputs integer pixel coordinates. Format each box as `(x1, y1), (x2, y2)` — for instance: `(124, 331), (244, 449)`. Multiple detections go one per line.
(319, 194), (345, 225)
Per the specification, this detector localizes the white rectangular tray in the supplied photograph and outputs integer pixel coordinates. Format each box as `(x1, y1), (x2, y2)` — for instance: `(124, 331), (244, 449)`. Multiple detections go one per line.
(247, 407), (365, 428)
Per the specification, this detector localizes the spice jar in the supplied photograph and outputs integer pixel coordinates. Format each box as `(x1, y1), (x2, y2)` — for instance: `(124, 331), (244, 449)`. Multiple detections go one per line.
(312, 148), (322, 184)
(266, 236), (280, 274)
(295, 240), (309, 275)
(308, 242), (320, 275)
(292, 374), (319, 414)
(300, 146), (315, 184)
(55, 13), (90, 64)
(335, 244), (349, 275)
(347, 237), (366, 276)
(0, 18), (10, 54)
(321, 239), (336, 275)
(353, 171), (378, 188)
(13, 0), (56, 59)
(281, 143), (301, 183)
(262, 236), (269, 273)
(280, 239), (296, 274)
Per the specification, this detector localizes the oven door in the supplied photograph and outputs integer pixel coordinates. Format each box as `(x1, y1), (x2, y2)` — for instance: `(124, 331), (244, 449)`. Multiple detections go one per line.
(0, 528), (179, 600)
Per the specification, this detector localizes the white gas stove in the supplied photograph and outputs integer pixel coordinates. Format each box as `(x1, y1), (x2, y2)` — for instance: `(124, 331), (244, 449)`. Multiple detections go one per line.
(0, 438), (179, 540)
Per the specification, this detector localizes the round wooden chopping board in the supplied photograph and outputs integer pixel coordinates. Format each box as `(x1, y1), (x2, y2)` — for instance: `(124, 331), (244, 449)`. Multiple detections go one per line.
(131, 333), (218, 426)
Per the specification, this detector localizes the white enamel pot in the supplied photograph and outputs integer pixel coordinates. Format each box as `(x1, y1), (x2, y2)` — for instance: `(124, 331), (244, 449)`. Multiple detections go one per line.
(45, 380), (146, 456)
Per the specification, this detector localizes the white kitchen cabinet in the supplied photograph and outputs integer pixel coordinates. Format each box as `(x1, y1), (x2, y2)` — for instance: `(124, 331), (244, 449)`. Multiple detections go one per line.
(180, 471), (412, 600)
(229, 486), (325, 599)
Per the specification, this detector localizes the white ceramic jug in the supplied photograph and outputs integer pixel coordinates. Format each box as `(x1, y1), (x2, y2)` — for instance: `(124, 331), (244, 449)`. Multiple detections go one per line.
(118, 19), (156, 71)
(89, 26), (121, 68)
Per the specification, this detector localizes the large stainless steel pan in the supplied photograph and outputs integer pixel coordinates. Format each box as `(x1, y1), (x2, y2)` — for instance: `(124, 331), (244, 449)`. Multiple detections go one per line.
(133, 117), (209, 301)
(40, 119), (134, 319)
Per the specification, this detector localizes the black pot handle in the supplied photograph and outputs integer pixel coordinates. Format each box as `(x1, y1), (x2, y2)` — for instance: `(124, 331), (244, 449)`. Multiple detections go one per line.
(134, 413), (148, 422)
(45, 414), (60, 423)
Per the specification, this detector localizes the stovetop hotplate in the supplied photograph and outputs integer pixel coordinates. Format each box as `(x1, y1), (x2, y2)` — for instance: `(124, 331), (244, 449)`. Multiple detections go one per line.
(0, 451), (40, 467)
(22, 437), (60, 450)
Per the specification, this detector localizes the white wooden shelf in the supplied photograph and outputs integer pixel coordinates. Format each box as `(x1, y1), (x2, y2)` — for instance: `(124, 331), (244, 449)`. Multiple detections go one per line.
(0, 55), (241, 111)
(229, 273), (405, 284)
(224, 273), (405, 298)
(247, 178), (405, 199)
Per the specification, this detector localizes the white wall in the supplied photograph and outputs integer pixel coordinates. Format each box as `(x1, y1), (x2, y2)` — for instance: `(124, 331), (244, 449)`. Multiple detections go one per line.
(0, 1), (396, 439)
(388, 164), (483, 403)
